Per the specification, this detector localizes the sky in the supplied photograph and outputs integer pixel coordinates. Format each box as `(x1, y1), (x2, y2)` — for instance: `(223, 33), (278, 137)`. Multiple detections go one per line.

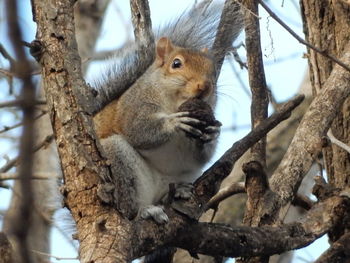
(0, 0), (329, 262)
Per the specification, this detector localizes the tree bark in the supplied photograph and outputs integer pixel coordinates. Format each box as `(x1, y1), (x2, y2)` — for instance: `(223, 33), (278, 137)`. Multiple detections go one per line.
(300, 0), (350, 243)
(31, 1), (133, 261)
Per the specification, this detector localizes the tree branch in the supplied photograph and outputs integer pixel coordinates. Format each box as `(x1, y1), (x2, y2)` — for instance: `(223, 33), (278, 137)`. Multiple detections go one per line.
(258, 42), (350, 224)
(242, 0), (268, 164)
(239, 9), (269, 261)
(5, 0), (37, 261)
(314, 232), (350, 263)
(206, 182), (245, 210)
(212, 0), (243, 77)
(31, 0), (132, 261)
(74, 0), (111, 74)
(258, 0), (350, 73)
(327, 130), (350, 154)
(0, 110), (47, 134)
(194, 94), (304, 206)
(0, 100), (45, 108)
(0, 232), (13, 263)
(0, 135), (54, 173)
(129, 0), (155, 74)
(132, 195), (349, 259)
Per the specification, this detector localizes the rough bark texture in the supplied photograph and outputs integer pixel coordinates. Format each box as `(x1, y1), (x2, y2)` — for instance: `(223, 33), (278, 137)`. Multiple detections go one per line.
(301, 0), (350, 244)
(31, 1), (132, 262)
(314, 232), (350, 263)
(242, 0), (268, 166)
(3, 1), (111, 262)
(240, 3), (270, 260)
(0, 232), (13, 263)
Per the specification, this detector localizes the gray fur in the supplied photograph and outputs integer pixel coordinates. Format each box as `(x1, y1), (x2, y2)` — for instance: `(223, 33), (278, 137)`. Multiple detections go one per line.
(90, 1), (241, 114)
(140, 205), (169, 224)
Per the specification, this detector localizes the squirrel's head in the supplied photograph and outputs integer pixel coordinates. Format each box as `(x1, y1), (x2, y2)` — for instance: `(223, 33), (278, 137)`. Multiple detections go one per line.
(155, 37), (215, 105)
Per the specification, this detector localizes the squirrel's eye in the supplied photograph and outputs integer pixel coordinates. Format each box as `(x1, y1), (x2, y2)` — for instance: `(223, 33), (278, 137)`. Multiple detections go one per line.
(171, 58), (182, 69)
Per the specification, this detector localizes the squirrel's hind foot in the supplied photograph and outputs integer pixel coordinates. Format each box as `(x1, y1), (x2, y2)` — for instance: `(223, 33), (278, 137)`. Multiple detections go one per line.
(139, 205), (169, 224)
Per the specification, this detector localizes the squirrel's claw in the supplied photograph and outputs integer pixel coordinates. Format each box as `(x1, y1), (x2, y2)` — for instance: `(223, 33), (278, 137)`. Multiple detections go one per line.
(204, 121), (222, 133)
(178, 123), (203, 137)
(200, 125), (221, 142)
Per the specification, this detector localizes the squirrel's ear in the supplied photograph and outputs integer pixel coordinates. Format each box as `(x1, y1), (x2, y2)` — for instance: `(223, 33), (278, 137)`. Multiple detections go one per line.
(155, 37), (174, 66)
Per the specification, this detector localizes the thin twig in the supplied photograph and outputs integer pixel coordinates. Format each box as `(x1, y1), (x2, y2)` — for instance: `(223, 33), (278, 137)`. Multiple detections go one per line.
(0, 134), (54, 173)
(0, 99), (46, 108)
(0, 110), (47, 134)
(327, 130), (350, 154)
(207, 182), (245, 210)
(0, 172), (58, 181)
(0, 68), (15, 77)
(31, 249), (78, 261)
(228, 57), (251, 98)
(258, 0), (350, 72)
(0, 43), (16, 66)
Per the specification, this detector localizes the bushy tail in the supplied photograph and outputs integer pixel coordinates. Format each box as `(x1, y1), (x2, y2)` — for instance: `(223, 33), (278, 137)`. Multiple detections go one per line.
(91, 1), (242, 114)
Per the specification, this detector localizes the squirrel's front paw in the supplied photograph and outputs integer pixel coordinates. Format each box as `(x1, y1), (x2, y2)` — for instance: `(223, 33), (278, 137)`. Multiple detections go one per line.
(177, 98), (221, 142)
(140, 205), (169, 224)
(167, 112), (205, 138)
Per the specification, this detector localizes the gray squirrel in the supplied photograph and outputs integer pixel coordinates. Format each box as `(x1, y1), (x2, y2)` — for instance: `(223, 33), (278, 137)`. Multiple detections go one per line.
(92, 1), (243, 224)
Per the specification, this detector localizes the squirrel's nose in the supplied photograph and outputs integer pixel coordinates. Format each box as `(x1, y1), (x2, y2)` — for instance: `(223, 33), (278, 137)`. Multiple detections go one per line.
(197, 80), (212, 98)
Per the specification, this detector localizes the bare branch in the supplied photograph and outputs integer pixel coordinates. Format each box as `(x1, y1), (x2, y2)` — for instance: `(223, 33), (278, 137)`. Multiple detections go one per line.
(258, 0), (350, 73)
(206, 182), (245, 210)
(239, 7), (269, 260)
(0, 44), (16, 67)
(133, 195), (349, 259)
(31, 0), (131, 260)
(264, 42), (350, 223)
(0, 100), (46, 108)
(31, 250), (78, 261)
(0, 135), (54, 173)
(314, 232), (350, 263)
(212, 0), (243, 76)
(129, 0), (155, 69)
(195, 94), (304, 206)
(242, 161), (269, 227)
(5, 0), (37, 261)
(0, 110), (47, 134)
(0, 232), (13, 263)
(327, 130), (350, 154)
(74, 0), (111, 74)
(242, 0), (269, 164)
(0, 172), (59, 181)
(291, 194), (315, 211)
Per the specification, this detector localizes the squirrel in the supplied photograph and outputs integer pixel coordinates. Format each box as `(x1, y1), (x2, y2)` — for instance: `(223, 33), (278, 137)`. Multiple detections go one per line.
(94, 37), (220, 223)
(91, 2), (243, 224)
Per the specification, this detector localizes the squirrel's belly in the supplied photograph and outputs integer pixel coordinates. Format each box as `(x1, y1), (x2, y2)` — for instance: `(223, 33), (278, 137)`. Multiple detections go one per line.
(139, 135), (203, 182)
